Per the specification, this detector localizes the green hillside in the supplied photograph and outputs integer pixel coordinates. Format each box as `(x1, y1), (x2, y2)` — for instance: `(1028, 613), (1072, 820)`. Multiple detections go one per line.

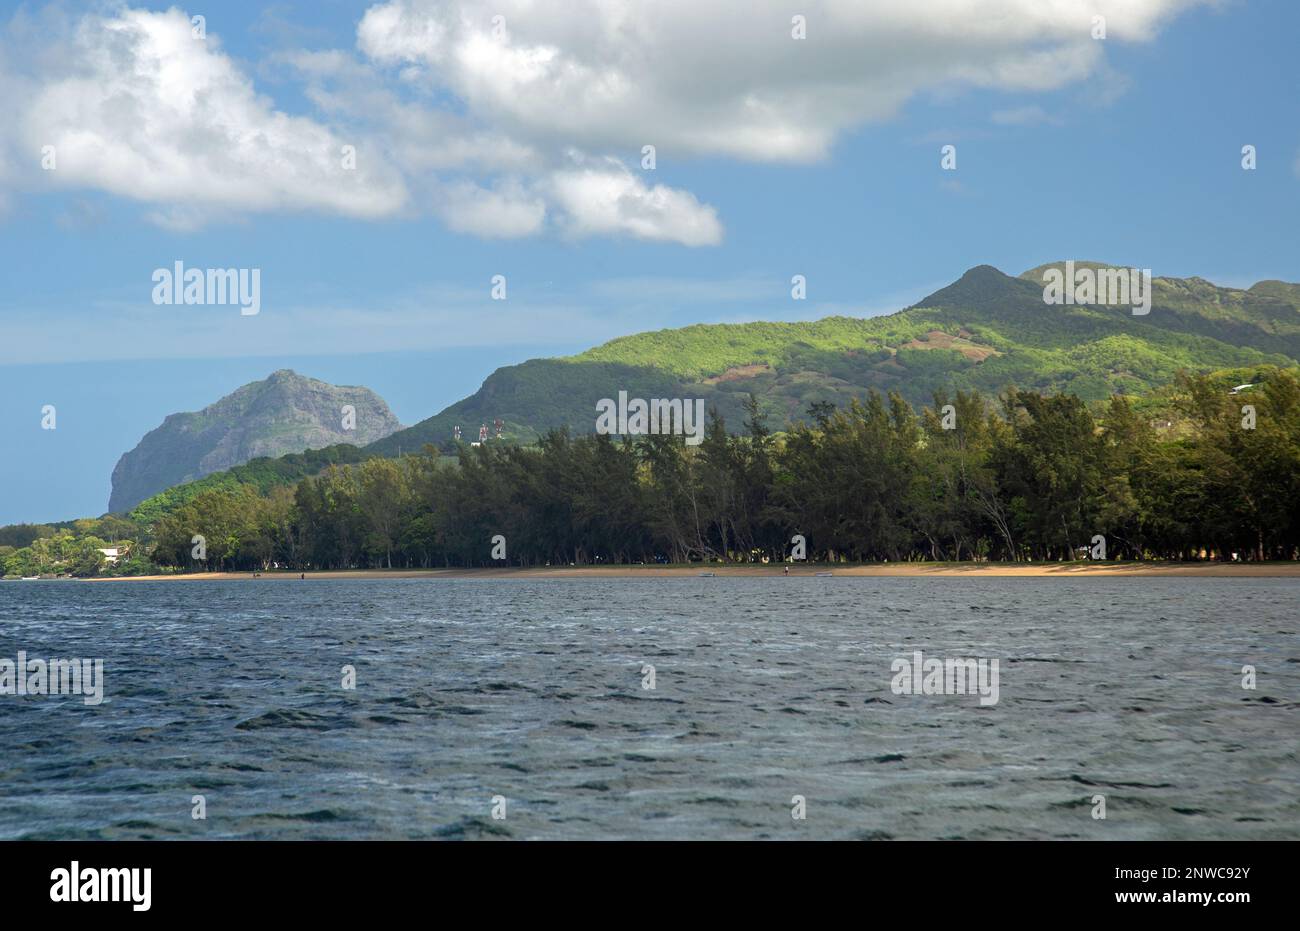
(122, 262), (1300, 525)
(368, 263), (1300, 454)
(365, 360), (684, 456)
(127, 444), (371, 525)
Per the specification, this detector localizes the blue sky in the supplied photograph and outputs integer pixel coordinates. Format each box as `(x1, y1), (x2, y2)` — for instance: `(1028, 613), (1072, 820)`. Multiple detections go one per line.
(0, 0), (1297, 525)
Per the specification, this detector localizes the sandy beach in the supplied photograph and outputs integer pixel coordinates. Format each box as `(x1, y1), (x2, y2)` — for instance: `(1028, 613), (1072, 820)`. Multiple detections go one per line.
(84, 562), (1300, 581)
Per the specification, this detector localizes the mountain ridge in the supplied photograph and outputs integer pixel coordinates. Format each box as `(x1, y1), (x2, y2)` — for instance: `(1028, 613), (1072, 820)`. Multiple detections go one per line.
(118, 261), (1300, 520)
(363, 262), (1300, 457)
(109, 370), (403, 513)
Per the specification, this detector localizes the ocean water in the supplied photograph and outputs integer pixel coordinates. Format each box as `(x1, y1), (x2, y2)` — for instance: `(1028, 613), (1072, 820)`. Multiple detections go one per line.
(0, 577), (1296, 840)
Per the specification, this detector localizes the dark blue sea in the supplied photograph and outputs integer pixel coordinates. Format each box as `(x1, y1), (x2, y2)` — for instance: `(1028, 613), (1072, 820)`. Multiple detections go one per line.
(1, 578), (1296, 839)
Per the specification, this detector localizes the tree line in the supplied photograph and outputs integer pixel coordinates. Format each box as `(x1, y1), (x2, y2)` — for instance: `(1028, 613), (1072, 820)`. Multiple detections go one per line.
(1, 520), (154, 578)
(131, 370), (1300, 572)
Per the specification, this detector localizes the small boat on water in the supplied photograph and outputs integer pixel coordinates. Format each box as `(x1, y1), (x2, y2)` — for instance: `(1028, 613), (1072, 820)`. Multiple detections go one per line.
(815, 571), (833, 577)
(698, 571), (715, 577)
(20, 576), (40, 581)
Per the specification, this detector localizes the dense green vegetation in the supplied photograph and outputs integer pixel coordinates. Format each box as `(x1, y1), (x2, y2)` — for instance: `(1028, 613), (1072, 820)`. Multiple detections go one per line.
(8, 370), (1298, 576)
(1, 515), (155, 578)
(126, 444), (372, 526)
(131, 370), (1300, 571)
(363, 360), (685, 456)
(2, 446), (369, 577)
(369, 264), (1300, 456)
(8, 261), (1300, 577)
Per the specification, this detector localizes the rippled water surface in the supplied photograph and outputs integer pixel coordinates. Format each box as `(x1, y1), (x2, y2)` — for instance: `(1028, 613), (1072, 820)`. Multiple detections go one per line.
(1, 578), (1297, 839)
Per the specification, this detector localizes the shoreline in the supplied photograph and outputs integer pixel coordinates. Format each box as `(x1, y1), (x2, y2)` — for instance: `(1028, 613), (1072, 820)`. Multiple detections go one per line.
(79, 562), (1300, 581)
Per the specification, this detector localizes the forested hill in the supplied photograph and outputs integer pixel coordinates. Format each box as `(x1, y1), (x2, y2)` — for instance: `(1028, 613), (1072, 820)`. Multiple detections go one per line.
(364, 262), (1300, 456)
(117, 261), (1300, 523)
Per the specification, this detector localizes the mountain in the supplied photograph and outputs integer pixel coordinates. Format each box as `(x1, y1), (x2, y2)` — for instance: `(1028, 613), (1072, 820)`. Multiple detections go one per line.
(365, 262), (1300, 455)
(109, 370), (402, 513)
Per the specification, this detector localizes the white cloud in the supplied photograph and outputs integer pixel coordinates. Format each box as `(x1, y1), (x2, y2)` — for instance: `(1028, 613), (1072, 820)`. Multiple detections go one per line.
(0, 0), (1213, 240)
(280, 49), (719, 244)
(357, 0), (1209, 162)
(545, 160), (723, 245)
(438, 179), (546, 237)
(283, 48), (539, 175)
(13, 8), (407, 224)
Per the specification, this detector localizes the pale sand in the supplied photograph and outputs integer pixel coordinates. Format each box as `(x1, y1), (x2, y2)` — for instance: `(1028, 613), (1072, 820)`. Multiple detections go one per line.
(87, 563), (1300, 581)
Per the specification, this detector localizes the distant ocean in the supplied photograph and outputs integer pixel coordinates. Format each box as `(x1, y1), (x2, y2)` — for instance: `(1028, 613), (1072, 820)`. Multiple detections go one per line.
(1, 578), (1296, 839)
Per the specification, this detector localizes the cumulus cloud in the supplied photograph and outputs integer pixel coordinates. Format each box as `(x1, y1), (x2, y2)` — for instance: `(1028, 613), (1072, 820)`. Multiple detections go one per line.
(283, 48), (539, 175)
(438, 179), (546, 237)
(357, 0), (1210, 162)
(11, 8), (407, 225)
(279, 47), (718, 242)
(0, 0), (1211, 240)
(545, 160), (723, 245)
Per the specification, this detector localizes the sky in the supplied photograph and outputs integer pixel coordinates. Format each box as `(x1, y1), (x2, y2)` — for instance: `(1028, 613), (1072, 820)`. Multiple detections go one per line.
(0, 0), (1297, 525)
